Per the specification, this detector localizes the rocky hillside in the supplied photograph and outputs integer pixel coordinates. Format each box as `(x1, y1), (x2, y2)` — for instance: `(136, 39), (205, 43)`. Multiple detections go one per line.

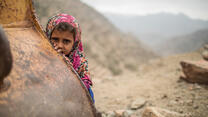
(34, 0), (156, 76)
(156, 29), (208, 56)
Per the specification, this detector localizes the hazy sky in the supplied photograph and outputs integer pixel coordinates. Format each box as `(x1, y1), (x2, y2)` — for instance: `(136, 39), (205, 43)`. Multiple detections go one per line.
(81, 0), (208, 20)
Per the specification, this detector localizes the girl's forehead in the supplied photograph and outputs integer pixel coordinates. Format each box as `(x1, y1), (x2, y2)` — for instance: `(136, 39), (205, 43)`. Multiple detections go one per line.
(52, 29), (73, 35)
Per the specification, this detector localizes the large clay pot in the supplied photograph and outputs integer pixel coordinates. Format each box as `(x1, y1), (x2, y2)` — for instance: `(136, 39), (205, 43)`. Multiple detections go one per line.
(0, 0), (96, 116)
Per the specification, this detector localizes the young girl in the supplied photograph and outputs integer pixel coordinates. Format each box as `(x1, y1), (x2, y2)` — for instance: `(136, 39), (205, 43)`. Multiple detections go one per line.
(45, 13), (94, 103)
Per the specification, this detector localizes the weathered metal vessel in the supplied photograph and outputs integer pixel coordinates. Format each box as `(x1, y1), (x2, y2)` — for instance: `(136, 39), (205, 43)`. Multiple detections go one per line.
(0, 0), (96, 116)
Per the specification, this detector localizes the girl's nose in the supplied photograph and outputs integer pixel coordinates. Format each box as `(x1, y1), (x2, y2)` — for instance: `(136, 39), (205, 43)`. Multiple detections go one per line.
(57, 42), (64, 49)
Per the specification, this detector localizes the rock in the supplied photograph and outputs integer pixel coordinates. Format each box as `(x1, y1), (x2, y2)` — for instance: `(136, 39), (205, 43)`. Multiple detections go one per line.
(142, 107), (188, 117)
(161, 94), (168, 99)
(105, 111), (116, 117)
(114, 110), (125, 117)
(179, 109), (184, 114)
(132, 109), (143, 117)
(193, 105), (199, 109)
(123, 110), (134, 117)
(130, 97), (147, 110)
(167, 100), (178, 107)
(96, 111), (102, 117)
(180, 60), (208, 84)
(112, 109), (135, 117)
(203, 44), (208, 50)
(193, 83), (202, 90)
(202, 50), (208, 61)
(102, 113), (107, 117)
(186, 100), (194, 106)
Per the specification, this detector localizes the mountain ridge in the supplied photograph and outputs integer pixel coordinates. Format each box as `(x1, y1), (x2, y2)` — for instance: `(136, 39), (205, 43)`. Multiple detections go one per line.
(104, 12), (208, 37)
(155, 28), (208, 56)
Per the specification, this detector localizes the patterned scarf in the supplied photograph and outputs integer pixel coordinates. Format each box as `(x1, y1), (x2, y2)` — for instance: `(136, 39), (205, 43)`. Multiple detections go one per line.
(46, 13), (92, 89)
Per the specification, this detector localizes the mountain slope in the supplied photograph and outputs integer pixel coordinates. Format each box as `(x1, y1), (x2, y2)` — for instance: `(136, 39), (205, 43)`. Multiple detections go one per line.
(156, 29), (208, 56)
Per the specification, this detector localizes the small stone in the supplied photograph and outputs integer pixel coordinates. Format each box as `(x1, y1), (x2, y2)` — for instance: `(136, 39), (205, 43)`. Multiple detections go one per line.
(147, 102), (153, 106)
(142, 107), (187, 117)
(176, 68), (181, 72)
(186, 100), (194, 106)
(101, 113), (107, 117)
(175, 98), (179, 102)
(106, 111), (116, 117)
(123, 110), (134, 117)
(114, 110), (125, 117)
(168, 99), (183, 107)
(126, 96), (132, 99)
(179, 109), (184, 114)
(193, 105), (199, 109)
(177, 78), (184, 83)
(193, 83), (201, 90)
(96, 111), (103, 117)
(161, 94), (168, 99)
(170, 100), (177, 105)
(133, 109), (143, 117)
(130, 97), (147, 110)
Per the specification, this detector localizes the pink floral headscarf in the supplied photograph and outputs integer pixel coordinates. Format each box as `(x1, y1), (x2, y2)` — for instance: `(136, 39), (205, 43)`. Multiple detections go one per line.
(46, 13), (92, 89)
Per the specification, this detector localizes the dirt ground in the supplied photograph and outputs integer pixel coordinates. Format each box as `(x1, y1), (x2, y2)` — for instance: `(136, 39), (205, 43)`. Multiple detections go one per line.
(91, 52), (208, 117)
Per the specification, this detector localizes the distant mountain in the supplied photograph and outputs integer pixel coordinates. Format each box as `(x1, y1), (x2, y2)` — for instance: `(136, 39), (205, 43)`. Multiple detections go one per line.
(34, 0), (156, 76)
(104, 12), (208, 56)
(104, 12), (208, 37)
(155, 29), (208, 56)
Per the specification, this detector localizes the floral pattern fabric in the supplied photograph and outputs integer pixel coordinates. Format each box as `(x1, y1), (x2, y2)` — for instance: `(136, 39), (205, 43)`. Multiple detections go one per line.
(46, 13), (92, 90)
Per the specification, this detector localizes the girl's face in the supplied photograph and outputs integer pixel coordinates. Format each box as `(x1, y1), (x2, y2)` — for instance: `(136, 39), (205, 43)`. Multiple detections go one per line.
(51, 29), (74, 55)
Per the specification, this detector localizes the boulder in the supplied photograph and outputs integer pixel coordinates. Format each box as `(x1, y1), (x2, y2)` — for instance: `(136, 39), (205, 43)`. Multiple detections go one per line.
(180, 60), (208, 84)
(201, 50), (208, 61)
(203, 44), (208, 50)
(142, 107), (188, 117)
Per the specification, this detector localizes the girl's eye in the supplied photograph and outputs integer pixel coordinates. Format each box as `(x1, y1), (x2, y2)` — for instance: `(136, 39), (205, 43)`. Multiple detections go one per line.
(63, 39), (71, 44)
(51, 38), (59, 42)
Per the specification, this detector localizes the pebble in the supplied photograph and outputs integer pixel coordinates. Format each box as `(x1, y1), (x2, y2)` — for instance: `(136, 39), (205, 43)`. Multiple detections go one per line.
(123, 110), (134, 117)
(114, 110), (125, 117)
(193, 105), (199, 109)
(130, 97), (147, 110)
(161, 94), (168, 99)
(186, 100), (194, 106)
(105, 111), (115, 117)
(179, 109), (184, 114)
(193, 83), (202, 90)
